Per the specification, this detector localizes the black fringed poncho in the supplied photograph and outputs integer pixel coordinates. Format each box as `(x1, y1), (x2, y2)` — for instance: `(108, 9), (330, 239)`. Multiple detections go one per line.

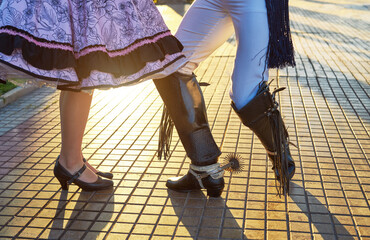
(265, 0), (296, 68)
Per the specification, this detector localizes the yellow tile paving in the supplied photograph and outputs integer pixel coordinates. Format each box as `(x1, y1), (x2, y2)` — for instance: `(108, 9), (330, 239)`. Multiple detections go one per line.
(0, 0), (369, 239)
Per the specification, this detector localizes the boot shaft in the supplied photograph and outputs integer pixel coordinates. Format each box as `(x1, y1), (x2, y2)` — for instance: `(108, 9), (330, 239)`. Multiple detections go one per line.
(154, 73), (220, 166)
(231, 81), (295, 196)
(232, 82), (277, 153)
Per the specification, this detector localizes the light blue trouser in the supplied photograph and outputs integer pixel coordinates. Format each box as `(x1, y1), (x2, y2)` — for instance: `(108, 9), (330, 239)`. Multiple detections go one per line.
(176, 0), (269, 110)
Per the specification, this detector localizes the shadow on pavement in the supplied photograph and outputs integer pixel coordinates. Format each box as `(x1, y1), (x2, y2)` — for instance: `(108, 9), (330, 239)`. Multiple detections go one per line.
(302, 0), (369, 11)
(290, 182), (355, 238)
(46, 189), (114, 239)
(167, 183), (355, 239)
(168, 190), (248, 239)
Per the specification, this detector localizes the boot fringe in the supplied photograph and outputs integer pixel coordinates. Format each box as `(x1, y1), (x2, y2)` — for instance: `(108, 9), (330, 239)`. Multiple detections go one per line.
(158, 105), (174, 160)
(265, 0), (296, 69)
(231, 81), (295, 197)
(269, 88), (290, 196)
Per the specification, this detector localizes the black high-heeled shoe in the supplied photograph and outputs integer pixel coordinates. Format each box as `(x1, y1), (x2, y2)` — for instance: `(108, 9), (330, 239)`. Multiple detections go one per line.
(54, 157), (113, 191)
(83, 158), (113, 179)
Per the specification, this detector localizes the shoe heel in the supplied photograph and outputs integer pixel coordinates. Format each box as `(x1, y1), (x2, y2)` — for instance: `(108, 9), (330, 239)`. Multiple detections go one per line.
(57, 178), (69, 190)
(206, 188), (223, 198)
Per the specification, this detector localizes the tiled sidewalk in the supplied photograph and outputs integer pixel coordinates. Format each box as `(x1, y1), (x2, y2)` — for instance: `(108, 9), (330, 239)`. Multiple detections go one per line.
(0, 0), (369, 239)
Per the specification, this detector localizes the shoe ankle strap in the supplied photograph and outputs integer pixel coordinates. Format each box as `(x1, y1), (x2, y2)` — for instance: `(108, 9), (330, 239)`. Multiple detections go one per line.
(68, 164), (87, 184)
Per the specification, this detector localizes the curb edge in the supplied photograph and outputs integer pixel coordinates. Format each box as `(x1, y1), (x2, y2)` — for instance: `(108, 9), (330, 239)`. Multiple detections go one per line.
(0, 86), (38, 109)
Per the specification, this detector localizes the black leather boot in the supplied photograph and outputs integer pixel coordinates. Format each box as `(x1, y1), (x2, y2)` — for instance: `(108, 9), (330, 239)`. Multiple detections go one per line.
(166, 163), (225, 197)
(153, 72), (224, 197)
(231, 81), (295, 195)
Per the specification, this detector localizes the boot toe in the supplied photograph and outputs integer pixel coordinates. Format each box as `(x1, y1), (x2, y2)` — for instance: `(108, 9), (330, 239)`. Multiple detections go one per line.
(166, 176), (181, 189)
(166, 173), (224, 197)
(274, 163), (295, 180)
(166, 176), (198, 192)
(288, 164), (295, 179)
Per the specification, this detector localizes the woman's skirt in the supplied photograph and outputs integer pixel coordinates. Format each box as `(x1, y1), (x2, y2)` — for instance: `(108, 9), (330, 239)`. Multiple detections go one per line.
(0, 0), (186, 91)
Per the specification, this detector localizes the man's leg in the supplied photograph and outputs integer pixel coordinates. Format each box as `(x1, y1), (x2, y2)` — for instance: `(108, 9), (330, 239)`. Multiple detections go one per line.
(154, 73), (224, 197)
(175, 0), (234, 74)
(228, 0), (295, 195)
(155, 0), (234, 197)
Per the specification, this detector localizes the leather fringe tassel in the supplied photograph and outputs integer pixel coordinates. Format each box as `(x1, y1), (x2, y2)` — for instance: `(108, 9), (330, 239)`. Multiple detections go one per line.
(269, 87), (290, 196)
(158, 105), (174, 160)
(265, 0), (296, 69)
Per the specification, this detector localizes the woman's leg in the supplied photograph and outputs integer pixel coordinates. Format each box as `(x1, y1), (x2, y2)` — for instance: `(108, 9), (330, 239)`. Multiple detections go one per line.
(58, 90), (98, 183)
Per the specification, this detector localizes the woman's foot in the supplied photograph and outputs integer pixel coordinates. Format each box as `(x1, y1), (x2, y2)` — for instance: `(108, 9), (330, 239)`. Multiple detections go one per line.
(54, 156), (113, 191)
(83, 159), (99, 174)
(82, 157), (114, 179)
(58, 155), (98, 183)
